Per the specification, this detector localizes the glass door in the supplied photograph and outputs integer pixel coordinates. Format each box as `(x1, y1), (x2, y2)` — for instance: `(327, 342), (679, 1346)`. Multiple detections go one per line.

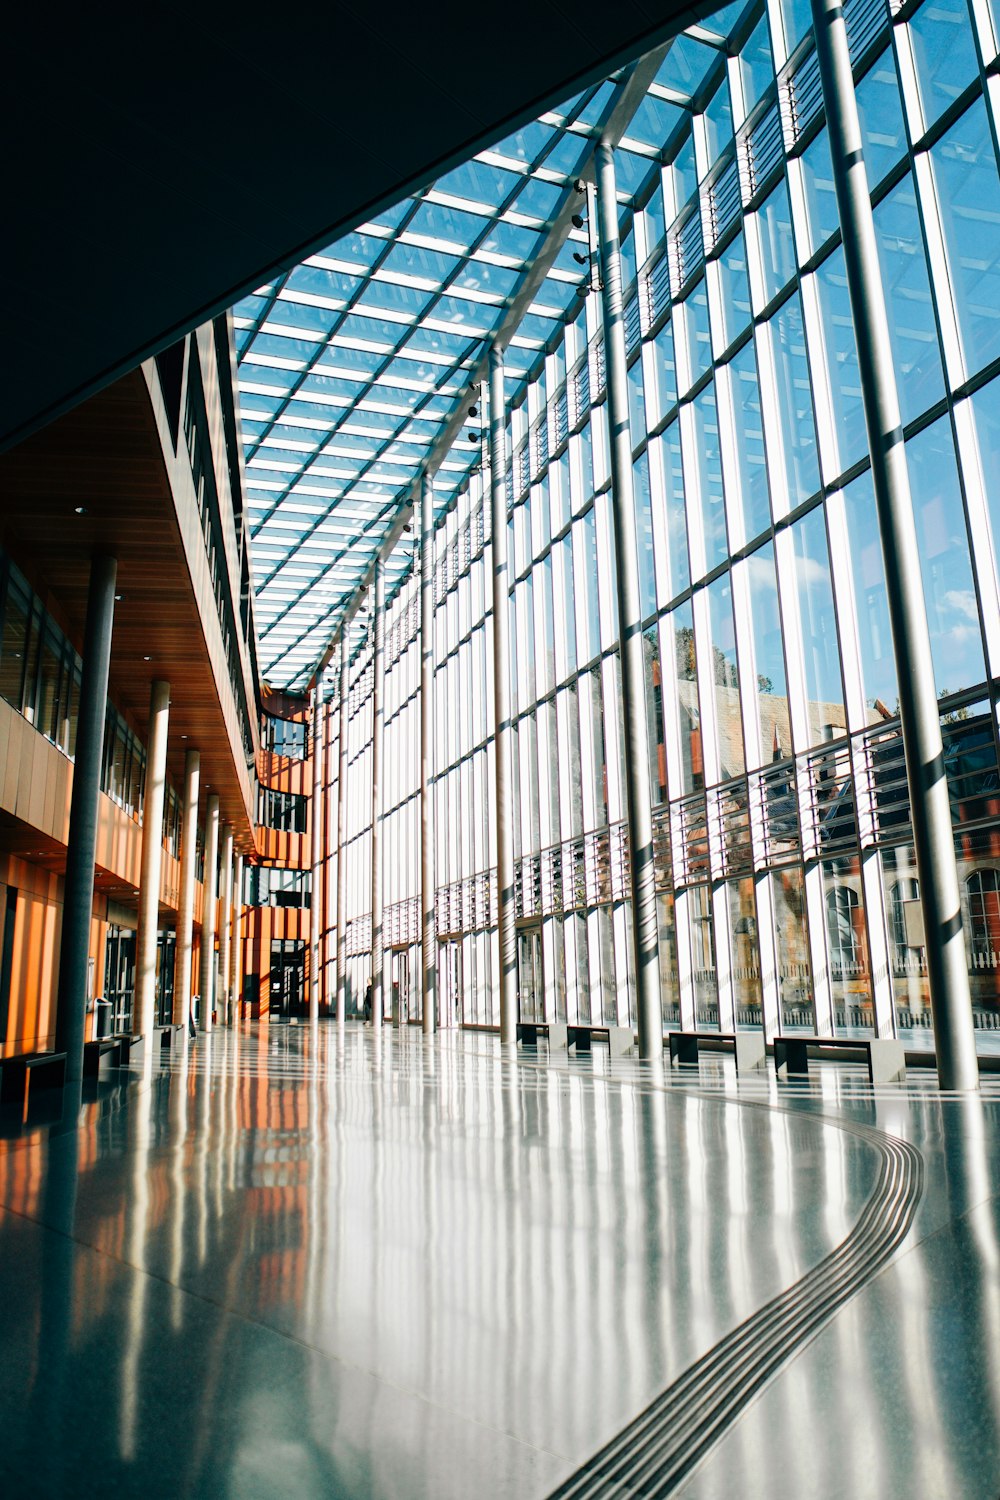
(391, 948), (409, 1026)
(517, 925), (543, 1022)
(437, 940), (462, 1028)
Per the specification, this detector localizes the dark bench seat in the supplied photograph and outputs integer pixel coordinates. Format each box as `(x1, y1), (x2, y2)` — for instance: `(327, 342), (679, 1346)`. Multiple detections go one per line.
(113, 1033), (146, 1064)
(774, 1034), (906, 1083)
(83, 1038), (123, 1079)
(668, 1030), (766, 1073)
(516, 1020), (568, 1049)
(567, 1023), (633, 1057)
(0, 1050), (67, 1110)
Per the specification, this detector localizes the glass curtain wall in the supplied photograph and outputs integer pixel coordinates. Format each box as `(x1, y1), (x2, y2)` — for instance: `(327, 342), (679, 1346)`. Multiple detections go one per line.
(337, 0), (1000, 1046)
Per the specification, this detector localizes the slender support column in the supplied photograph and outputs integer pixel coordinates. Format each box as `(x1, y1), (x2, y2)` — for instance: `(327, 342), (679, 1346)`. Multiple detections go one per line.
(218, 825), (234, 1026)
(812, 0), (979, 1091)
(489, 346), (517, 1047)
(310, 688), (323, 1022)
(134, 679), (170, 1041)
(173, 750), (200, 1028)
(55, 554), (116, 1094)
(231, 853), (243, 1019)
(199, 793), (220, 1032)
(595, 142), (663, 1065)
(336, 632), (349, 1024)
(371, 558), (386, 1029)
(420, 473), (437, 1035)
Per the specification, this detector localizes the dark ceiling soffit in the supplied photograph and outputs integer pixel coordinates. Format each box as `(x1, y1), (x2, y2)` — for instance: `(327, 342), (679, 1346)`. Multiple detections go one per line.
(1, 0), (723, 456)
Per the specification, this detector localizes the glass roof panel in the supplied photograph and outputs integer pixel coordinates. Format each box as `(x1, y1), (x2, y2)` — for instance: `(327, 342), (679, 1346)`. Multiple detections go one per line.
(235, 46), (695, 689)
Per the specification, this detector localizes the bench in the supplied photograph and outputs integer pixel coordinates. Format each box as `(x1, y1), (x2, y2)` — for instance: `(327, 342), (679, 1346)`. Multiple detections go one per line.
(668, 1030), (767, 1073)
(83, 1038), (123, 1079)
(774, 1034), (906, 1084)
(113, 1033), (145, 1064)
(516, 1020), (568, 1049)
(567, 1024), (633, 1057)
(0, 1051), (67, 1111)
(158, 1024), (185, 1049)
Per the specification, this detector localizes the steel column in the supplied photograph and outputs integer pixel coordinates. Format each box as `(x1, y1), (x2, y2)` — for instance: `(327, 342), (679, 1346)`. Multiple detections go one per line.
(489, 346), (518, 1047)
(594, 140), (662, 1065)
(812, 0), (979, 1090)
(174, 750), (200, 1029)
(336, 632), (349, 1025)
(134, 679), (170, 1042)
(218, 824), (234, 1026)
(231, 852), (243, 1018)
(199, 793), (220, 1031)
(310, 687), (323, 1022)
(420, 473), (437, 1034)
(55, 554), (116, 1096)
(371, 559), (386, 1029)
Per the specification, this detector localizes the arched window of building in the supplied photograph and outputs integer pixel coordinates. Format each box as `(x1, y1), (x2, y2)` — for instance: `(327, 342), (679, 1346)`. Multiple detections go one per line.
(827, 885), (861, 976)
(965, 869), (1000, 964)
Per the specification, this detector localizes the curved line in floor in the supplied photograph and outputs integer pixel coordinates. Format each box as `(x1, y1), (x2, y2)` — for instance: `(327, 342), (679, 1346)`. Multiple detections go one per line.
(545, 1106), (923, 1499)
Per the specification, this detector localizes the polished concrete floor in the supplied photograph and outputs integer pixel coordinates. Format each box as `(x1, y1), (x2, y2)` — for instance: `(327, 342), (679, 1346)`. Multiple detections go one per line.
(0, 1024), (998, 1498)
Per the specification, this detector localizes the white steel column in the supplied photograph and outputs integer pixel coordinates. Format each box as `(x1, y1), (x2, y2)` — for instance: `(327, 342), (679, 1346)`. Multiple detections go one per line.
(488, 345), (517, 1047)
(420, 473), (437, 1035)
(371, 559), (386, 1029)
(336, 632), (349, 1024)
(231, 853), (244, 1020)
(595, 139), (662, 1066)
(310, 687), (324, 1023)
(199, 793), (220, 1032)
(173, 749), (200, 1030)
(134, 679), (170, 1042)
(813, 0), (978, 1089)
(218, 824), (234, 1026)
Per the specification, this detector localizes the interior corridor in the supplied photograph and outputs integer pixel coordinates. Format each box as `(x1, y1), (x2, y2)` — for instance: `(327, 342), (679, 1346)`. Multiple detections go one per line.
(1, 1028), (998, 1498)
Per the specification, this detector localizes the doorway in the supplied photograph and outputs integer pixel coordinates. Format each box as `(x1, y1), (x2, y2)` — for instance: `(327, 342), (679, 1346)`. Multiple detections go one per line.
(438, 939), (462, 1028)
(104, 925), (136, 1035)
(270, 940), (306, 1018)
(391, 948), (409, 1027)
(517, 924), (543, 1022)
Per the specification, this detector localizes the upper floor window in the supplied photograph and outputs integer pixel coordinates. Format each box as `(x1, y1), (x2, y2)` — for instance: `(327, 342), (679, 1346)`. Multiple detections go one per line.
(264, 715), (307, 759)
(259, 786), (307, 833)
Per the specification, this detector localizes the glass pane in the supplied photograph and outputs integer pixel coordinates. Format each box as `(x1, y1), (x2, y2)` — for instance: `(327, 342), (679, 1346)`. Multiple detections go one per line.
(969, 372), (1000, 589)
(801, 129), (840, 255)
(725, 340), (771, 543)
(816, 246), (868, 476)
(649, 318), (677, 423)
(841, 470), (899, 716)
(692, 381), (729, 574)
(930, 98), (1000, 379)
(788, 506), (845, 746)
(670, 600), (704, 795)
(905, 415), (986, 696)
(740, 16), (775, 114)
(744, 542), (790, 766)
(644, 625), (667, 805)
(756, 179), (797, 306)
(707, 573), (744, 779)
(769, 295), (820, 506)
(857, 50), (908, 188)
(633, 450), (657, 620)
(909, 0), (980, 129)
(654, 420), (690, 603)
(716, 231), (752, 350)
(873, 175), (945, 425)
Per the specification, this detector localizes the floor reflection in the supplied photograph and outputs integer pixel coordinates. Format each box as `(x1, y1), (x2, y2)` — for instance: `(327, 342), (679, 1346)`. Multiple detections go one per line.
(0, 1025), (997, 1498)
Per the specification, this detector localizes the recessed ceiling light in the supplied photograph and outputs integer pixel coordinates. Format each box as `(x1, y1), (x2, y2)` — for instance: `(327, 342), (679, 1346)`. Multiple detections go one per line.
(74, 505), (87, 515)
(143, 654), (152, 661)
